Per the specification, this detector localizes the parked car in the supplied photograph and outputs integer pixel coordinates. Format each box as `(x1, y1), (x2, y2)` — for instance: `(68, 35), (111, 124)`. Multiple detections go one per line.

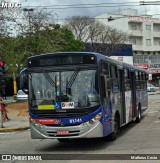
(16, 90), (28, 100)
(147, 83), (156, 92)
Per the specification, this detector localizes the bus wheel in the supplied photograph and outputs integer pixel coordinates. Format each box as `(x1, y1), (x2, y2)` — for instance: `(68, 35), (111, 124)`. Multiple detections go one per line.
(57, 138), (70, 142)
(109, 115), (120, 141)
(136, 106), (141, 123)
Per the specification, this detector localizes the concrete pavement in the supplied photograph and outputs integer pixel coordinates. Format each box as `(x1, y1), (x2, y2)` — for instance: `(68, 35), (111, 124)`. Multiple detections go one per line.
(0, 90), (160, 132)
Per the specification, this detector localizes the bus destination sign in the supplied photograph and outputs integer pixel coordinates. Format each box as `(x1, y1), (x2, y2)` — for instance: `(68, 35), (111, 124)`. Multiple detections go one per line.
(27, 54), (96, 68)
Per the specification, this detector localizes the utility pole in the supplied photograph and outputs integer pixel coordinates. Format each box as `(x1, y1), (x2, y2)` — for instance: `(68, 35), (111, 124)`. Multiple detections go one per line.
(23, 8), (34, 55)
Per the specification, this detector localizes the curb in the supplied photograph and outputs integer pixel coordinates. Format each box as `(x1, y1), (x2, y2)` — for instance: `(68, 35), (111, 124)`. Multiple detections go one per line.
(0, 126), (30, 132)
(149, 92), (160, 95)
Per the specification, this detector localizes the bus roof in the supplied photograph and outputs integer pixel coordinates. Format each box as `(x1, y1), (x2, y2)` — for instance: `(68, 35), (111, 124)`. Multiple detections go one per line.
(27, 52), (147, 73)
(95, 52), (148, 73)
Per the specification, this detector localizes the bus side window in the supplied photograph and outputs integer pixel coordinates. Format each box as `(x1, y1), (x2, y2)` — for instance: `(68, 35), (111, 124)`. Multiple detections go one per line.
(139, 72), (143, 89)
(101, 62), (109, 76)
(110, 65), (118, 79)
(110, 65), (119, 92)
(124, 69), (131, 91)
(136, 71), (140, 89)
(144, 73), (147, 88)
(142, 73), (145, 89)
(101, 76), (106, 98)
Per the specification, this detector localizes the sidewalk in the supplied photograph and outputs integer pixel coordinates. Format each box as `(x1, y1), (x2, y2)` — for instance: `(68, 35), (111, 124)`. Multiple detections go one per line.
(0, 98), (30, 132)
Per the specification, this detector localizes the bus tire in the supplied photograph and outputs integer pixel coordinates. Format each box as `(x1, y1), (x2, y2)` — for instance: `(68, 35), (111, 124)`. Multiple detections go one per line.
(109, 114), (120, 141)
(136, 105), (141, 123)
(57, 138), (70, 142)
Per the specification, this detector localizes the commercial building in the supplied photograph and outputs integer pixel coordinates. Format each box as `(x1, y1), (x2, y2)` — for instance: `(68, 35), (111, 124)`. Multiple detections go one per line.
(95, 9), (160, 86)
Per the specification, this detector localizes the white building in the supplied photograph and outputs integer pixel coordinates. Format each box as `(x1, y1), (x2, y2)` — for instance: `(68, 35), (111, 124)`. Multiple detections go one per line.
(95, 8), (160, 86)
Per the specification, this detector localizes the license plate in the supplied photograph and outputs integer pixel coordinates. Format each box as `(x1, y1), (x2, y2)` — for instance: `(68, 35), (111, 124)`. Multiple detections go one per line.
(57, 130), (69, 135)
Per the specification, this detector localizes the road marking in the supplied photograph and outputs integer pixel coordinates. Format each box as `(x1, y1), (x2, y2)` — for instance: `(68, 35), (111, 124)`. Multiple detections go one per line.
(0, 132), (16, 135)
(154, 121), (160, 123)
(148, 111), (158, 113)
(149, 101), (160, 103)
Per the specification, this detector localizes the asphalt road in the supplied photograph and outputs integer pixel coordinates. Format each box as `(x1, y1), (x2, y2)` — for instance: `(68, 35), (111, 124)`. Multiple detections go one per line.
(1, 94), (160, 162)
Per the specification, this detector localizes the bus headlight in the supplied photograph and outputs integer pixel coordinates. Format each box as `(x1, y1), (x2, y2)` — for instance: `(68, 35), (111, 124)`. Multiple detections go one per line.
(83, 112), (102, 126)
(94, 112), (102, 121)
(30, 118), (44, 128)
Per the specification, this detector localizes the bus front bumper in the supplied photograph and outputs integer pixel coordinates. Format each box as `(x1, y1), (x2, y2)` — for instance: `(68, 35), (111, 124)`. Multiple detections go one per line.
(30, 121), (103, 139)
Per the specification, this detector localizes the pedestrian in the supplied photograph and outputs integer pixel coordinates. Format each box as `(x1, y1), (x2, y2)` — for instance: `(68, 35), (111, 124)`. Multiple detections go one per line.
(0, 97), (9, 122)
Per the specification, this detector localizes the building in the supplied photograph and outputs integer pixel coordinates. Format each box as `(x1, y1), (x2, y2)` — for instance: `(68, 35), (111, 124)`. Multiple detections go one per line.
(95, 8), (160, 86)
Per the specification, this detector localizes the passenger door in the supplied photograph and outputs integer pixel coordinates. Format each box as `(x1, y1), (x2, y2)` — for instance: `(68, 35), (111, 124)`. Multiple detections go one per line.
(118, 69), (126, 125)
(100, 74), (112, 136)
(130, 71), (137, 119)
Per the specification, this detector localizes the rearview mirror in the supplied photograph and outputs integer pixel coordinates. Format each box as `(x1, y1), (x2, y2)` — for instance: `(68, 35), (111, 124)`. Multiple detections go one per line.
(20, 68), (28, 94)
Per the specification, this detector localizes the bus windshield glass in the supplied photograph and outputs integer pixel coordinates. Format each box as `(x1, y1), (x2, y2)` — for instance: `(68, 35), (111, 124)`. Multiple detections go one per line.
(29, 69), (100, 109)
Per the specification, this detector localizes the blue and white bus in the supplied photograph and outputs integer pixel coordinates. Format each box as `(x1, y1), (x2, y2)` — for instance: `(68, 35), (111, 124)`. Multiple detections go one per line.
(20, 52), (148, 141)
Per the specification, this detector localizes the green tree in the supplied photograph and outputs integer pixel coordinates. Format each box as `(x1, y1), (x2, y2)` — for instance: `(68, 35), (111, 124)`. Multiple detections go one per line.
(0, 9), (84, 74)
(0, 8), (84, 96)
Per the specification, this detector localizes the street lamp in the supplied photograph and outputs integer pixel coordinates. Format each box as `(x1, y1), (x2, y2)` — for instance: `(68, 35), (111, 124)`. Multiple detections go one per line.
(23, 8), (34, 12)
(23, 8), (34, 32)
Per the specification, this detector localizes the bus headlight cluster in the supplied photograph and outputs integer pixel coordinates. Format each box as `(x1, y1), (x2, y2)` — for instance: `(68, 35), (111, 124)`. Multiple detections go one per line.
(30, 118), (44, 128)
(83, 112), (102, 126)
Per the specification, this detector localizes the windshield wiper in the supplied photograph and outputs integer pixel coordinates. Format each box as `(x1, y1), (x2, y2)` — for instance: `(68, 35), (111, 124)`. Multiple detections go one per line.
(67, 67), (80, 88)
(42, 69), (59, 101)
(66, 67), (80, 94)
(42, 69), (56, 88)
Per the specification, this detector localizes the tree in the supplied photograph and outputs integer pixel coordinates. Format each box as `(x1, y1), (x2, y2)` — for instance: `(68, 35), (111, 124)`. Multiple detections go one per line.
(65, 16), (130, 56)
(0, 9), (84, 74)
(65, 16), (95, 43)
(0, 8), (84, 96)
(89, 25), (130, 55)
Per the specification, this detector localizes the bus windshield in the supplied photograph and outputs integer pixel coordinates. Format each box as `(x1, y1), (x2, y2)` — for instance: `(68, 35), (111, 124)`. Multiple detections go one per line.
(29, 69), (100, 109)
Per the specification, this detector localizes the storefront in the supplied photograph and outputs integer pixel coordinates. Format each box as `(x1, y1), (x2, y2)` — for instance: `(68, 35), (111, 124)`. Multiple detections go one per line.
(134, 63), (160, 86)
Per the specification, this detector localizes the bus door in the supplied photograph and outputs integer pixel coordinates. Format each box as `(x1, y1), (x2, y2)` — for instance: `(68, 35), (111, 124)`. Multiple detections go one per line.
(100, 75), (112, 136)
(118, 69), (126, 125)
(130, 71), (137, 120)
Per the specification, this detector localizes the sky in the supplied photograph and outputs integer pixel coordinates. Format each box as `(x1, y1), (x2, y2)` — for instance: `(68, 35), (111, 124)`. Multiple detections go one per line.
(10, 0), (160, 21)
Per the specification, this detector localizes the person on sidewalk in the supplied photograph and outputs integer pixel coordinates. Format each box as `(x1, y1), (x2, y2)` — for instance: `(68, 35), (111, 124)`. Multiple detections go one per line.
(0, 97), (9, 122)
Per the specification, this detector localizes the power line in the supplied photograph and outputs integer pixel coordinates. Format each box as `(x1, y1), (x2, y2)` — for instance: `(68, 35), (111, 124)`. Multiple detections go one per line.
(140, 1), (160, 5)
(140, 4), (160, 5)
(22, 4), (141, 10)
(140, 1), (160, 3)
(22, 2), (139, 8)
